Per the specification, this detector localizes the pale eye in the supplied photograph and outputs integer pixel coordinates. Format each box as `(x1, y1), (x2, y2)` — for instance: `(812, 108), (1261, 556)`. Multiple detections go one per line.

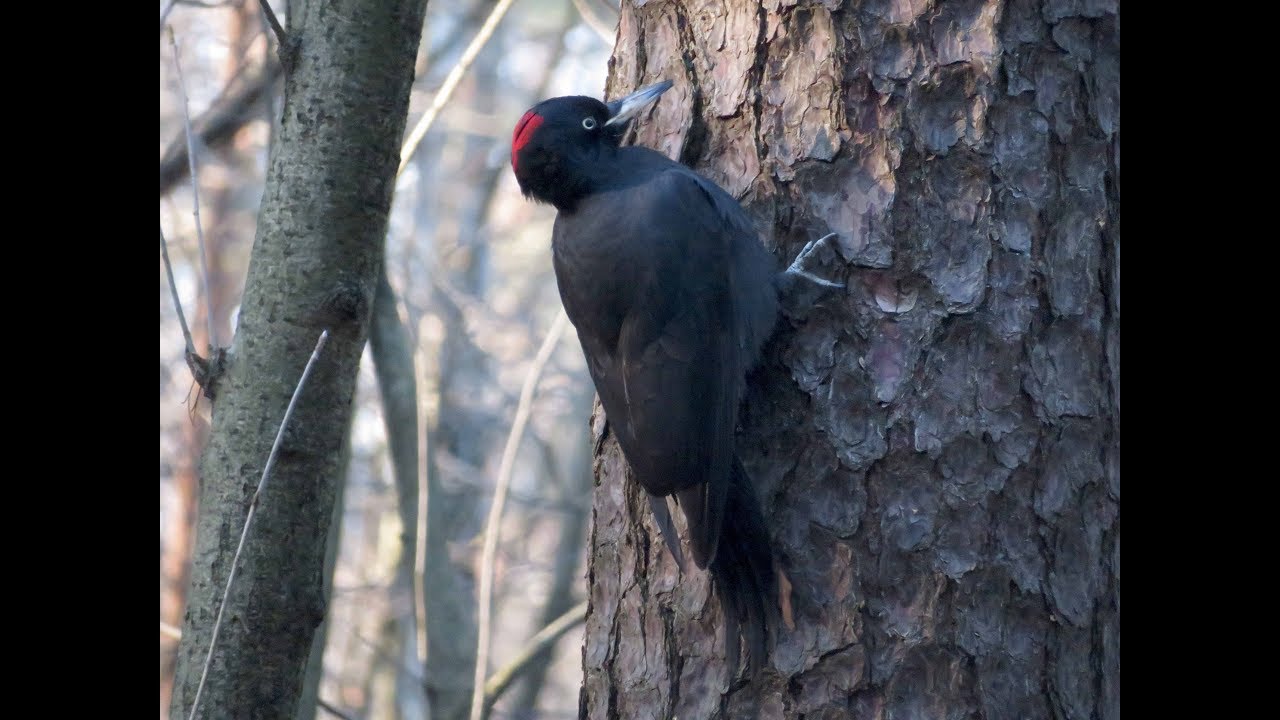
(582, 117), (598, 130)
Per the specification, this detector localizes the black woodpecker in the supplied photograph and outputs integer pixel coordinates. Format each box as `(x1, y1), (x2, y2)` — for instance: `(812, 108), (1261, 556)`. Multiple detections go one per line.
(511, 80), (837, 675)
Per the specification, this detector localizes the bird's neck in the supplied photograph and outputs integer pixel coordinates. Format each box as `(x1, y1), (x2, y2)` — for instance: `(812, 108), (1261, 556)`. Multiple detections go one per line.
(531, 145), (620, 212)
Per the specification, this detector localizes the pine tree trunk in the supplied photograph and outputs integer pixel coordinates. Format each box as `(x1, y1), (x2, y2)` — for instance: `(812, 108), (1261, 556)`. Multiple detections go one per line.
(168, 1), (430, 717)
(583, 1), (1119, 717)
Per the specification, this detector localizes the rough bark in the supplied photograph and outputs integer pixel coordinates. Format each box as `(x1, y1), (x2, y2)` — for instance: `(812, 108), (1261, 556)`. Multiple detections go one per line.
(168, 1), (430, 717)
(583, 1), (1119, 718)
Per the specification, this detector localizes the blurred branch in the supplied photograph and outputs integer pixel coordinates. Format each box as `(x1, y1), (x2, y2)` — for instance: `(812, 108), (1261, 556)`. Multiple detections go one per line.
(316, 699), (359, 720)
(413, 342), (431, 679)
(161, 621), (183, 641)
(569, 0), (616, 44)
(160, 0), (178, 29)
(370, 273), (419, 573)
(482, 599), (588, 714)
(160, 226), (196, 358)
(398, 0), (521, 176)
(187, 330), (330, 720)
(353, 629), (425, 684)
(168, 28), (217, 352)
(256, 0), (288, 50)
(160, 60), (282, 196)
(469, 310), (570, 720)
(368, 272), (429, 713)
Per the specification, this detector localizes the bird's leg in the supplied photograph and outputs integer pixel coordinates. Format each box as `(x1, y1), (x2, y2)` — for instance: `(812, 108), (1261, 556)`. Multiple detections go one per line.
(785, 232), (845, 289)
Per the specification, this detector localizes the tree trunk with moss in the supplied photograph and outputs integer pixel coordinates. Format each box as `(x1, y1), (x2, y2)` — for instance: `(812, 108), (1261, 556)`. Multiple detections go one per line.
(583, 1), (1119, 717)
(168, 1), (430, 717)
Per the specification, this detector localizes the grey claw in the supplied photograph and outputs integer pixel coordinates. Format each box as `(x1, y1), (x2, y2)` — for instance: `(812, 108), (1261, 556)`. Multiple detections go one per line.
(785, 232), (845, 288)
(789, 270), (844, 288)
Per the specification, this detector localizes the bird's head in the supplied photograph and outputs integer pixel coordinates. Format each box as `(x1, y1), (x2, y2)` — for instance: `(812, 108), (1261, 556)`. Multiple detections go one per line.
(511, 80), (672, 209)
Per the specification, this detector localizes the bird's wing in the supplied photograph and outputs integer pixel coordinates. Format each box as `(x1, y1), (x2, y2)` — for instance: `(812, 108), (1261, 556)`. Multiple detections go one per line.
(612, 170), (749, 568)
(551, 165), (762, 569)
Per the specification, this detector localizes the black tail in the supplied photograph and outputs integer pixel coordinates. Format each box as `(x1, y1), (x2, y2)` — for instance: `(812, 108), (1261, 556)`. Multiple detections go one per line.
(708, 456), (777, 676)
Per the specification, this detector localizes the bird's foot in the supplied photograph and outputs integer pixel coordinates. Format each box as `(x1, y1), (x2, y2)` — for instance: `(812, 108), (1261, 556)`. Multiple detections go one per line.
(785, 233), (844, 289)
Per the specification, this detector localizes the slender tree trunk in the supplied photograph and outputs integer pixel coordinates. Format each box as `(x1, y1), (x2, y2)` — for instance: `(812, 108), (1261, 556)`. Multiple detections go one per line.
(169, 1), (430, 717)
(584, 1), (1119, 717)
(370, 270), (430, 720)
(421, 140), (488, 720)
(421, 46), (509, 719)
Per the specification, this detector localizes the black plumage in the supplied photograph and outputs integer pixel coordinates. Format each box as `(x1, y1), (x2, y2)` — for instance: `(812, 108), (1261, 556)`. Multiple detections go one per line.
(512, 81), (780, 674)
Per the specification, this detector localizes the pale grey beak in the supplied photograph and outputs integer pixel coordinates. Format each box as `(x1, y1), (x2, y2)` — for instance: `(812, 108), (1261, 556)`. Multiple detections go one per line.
(605, 80), (673, 126)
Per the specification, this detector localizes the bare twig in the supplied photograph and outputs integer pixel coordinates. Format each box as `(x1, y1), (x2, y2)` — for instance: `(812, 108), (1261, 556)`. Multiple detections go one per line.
(468, 311), (570, 720)
(168, 28), (218, 352)
(187, 330), (331, 720)
(160, 226), (196, 357)
(316, 699), (359, 720)
(160, 60), (282, 196)
(414, 349), (431, 670)
(398, 0), (521, 177)
(352, 629), (426, 684)
(256, 0), (288, 50)
(482, 599), (588, 711)
(161, 621), (183, 641)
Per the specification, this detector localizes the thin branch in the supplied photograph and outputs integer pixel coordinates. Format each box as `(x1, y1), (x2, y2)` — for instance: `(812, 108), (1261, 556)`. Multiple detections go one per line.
(368, 272), (427, 708)
(482, 599), (587, 711)
(316, 699), (359, 720)
(352, 629), (425, 684)
(161, 621), (183, 641)
(398, 0), (521, 177)
(160, 226), (196, 357)
(160, 58), (281, 196)
(168, 28), (218, 352)
(256, 0), (288, 50)
(413, 334), (431, 673)
(468, 310), (570, 720)
(187, 330), (331, 720)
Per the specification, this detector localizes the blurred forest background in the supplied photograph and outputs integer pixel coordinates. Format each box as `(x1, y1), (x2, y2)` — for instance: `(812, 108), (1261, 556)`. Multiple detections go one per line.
(159, 1), (622, 718)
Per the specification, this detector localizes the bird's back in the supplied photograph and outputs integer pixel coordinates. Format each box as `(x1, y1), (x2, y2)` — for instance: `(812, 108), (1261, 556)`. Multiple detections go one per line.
(551, 150), (777, 562)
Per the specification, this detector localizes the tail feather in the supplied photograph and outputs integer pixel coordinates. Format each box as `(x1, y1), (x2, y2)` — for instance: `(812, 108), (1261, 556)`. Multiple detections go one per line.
(647, 493), (687, 571)
(708, 456), (776, 676)
(676, 478), (726, 569)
